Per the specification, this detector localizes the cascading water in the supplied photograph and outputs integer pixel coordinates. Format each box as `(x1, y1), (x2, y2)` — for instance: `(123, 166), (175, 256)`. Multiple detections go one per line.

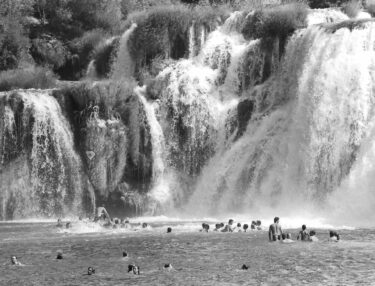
(111, 23), (138, 79)
(141, 12), (257, 211)
(136, 86), (172, 213)
(0, 90), (95, 219)
(187, 19), (375, 224)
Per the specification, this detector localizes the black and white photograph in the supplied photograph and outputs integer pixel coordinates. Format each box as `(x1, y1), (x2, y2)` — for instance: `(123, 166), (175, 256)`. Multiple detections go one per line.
(1, 0), (375, 285)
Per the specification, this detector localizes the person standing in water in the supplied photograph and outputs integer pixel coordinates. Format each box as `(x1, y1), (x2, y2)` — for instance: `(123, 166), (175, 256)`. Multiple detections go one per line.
(297, 225), (310, 241)
(269, 217), (282, 241)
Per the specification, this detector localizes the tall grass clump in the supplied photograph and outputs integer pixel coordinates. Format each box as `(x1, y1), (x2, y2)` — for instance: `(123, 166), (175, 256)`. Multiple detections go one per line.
(0, 66), (56, 92)
(343, 0), (361, 18)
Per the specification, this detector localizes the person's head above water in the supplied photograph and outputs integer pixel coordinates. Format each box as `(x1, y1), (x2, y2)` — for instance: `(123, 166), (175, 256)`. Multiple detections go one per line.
(302, 225), (306, 231)
(228, 219), (234, 225)
(11, 256), (18, 265)
(56, 250), (63, 260)
(237, 223), (241, 227)
(243, 224), (248, 230)
(282, 233), (287, 240)
(167, 227), (172, 233)
(274, 217), (279, 223)
(329, 230), (340, 239)
(87, 267), (95, 275)
(310, 230), (316, 236)
(256, 220), (261, 226)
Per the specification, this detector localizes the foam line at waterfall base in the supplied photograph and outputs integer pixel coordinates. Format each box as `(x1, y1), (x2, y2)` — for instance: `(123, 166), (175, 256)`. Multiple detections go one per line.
(50, 215), (355, 235)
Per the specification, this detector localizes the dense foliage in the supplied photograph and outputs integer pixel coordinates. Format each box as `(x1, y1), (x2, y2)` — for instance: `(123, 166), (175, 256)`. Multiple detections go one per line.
(0, 0), (371, 86)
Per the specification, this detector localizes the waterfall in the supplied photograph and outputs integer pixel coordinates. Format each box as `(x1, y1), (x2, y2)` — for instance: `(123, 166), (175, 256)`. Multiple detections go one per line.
(187, 20), (375, 220)
(142, 13), (257, 210)
(111, 23), (138, 80)
(135, 86), (172, 213)
(86, 60), (98, 79)
(188, 24), (196, 59)
(0, 90), (95, 219)
(307, 9), (349, 25)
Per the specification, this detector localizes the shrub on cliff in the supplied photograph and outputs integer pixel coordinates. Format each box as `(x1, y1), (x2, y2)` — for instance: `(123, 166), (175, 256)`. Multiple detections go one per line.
(0, 0), (34, 71)
(91, 37), (120, 78)
(125, 4), (229, 78)
(30, 35), (69, 70)
(343, 0), (361, 18)
(242, 3), (308, 41)
(366, 0), (375, 16)
(0, 66), (56, 91)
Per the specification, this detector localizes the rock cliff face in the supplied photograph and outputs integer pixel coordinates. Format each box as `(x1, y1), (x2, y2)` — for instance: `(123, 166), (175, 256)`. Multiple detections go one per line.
(53, 82), (153, 217)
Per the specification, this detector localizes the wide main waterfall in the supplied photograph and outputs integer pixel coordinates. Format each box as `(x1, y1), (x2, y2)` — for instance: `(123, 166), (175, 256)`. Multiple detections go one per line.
(183, 19), (375, 227)
(2, 7), (375, 226)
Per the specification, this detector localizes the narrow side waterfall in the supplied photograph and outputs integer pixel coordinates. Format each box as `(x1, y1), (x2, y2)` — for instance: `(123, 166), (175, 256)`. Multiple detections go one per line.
(111, 23), (138, 79)
(187, 20), (375, 222)
(136, 86), (172, 213)
(189, 24), (196, 58)
(0, 90), (95, 219)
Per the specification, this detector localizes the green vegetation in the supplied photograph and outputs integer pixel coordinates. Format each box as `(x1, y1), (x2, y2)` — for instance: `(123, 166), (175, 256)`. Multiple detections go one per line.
(365, 0), (375, 16)
(343, 0), (361, 18)
(241, 2), (308, 53)
(0, 66), (56, 91)
(126, 4), (230, 79)
(1, 0), (368, 87)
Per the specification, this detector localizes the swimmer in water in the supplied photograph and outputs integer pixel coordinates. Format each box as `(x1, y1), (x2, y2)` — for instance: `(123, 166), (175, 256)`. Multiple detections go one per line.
(200, 223), (209, 232)
(269, 217), (282, 241)
(56, 250), (63, 260)
(56, 218), (63, 228)
(214, 223), (221, 231)
(256, 220), (262, 230)
(167, 227), (172, 233)
(309, 230), (319, 242)
(164, 263), (173, 270)
(251, 221), (256, 230)
(221, 219), (234, 232)
(128, 264), (140, 275)
(329, 230), (340, 241)
(235, 223), (242, 232)
(281, 233), (294, 243)
(243, 224), (249, 232)
(87, 267), (95, 275)
(297, 225), (310, 241)
(10, 256), (23, 266)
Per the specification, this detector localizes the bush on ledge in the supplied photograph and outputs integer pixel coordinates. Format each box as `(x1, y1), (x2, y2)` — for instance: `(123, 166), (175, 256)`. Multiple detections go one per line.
(0, 66), (57, 92)
(242, 3), (308, 41)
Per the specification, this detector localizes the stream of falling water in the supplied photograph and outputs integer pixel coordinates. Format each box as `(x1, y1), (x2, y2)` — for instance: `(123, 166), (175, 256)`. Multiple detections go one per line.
(111, 23), (138, 79)
(187, 19), (375, 227)
(136, 86), (173, 213)
(0, 90), (95, 219)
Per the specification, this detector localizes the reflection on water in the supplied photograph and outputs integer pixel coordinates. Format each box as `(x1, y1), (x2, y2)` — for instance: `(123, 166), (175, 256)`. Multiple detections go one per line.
(1, 221), (375, 285)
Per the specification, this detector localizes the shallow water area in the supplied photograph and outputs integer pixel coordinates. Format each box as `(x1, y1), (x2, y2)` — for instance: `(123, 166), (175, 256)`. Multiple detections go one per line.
(1, 220), (375, 286)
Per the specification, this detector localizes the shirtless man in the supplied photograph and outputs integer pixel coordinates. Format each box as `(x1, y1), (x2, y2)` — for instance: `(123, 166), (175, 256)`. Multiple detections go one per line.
(269, 217), (282, 241)
(297, 225), (310, 241)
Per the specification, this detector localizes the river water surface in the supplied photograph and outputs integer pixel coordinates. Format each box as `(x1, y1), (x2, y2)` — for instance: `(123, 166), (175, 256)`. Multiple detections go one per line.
(1, 220), (374, 285)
